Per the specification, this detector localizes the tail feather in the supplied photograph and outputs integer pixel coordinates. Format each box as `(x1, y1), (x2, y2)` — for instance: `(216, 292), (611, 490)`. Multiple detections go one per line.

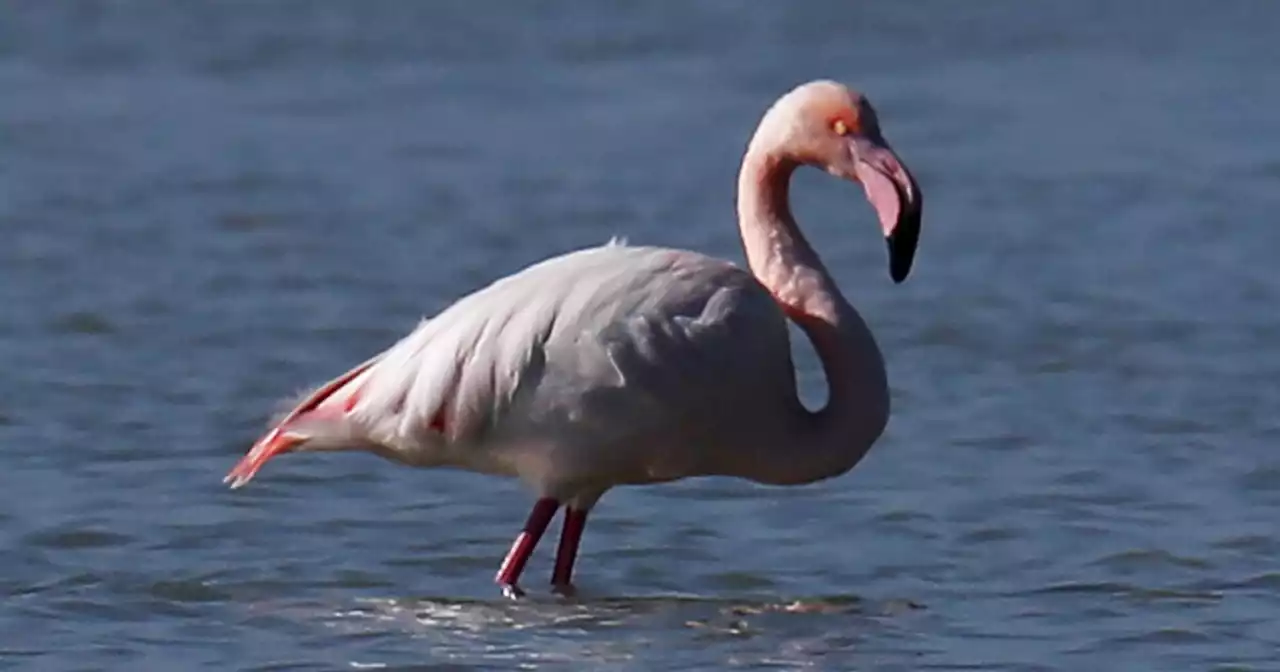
(225, 353), (384, 488)
(224, 428), (302, 489)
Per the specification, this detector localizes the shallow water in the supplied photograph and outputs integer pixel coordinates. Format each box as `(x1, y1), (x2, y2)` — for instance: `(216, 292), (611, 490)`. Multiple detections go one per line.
(4, 1), (1280, 669)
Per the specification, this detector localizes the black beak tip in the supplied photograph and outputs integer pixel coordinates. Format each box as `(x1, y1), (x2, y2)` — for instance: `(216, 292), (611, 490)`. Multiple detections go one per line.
(885, 200), (922, 284)
(886, 237), (914, 284)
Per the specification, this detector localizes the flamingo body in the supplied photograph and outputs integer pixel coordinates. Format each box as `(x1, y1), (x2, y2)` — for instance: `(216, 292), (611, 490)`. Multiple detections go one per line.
(237, 244), (800, 497)
(226, 79), (923, 597)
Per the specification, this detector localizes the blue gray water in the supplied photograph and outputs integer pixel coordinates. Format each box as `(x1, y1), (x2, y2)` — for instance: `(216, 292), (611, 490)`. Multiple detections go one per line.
(4, 2), (1280, 669)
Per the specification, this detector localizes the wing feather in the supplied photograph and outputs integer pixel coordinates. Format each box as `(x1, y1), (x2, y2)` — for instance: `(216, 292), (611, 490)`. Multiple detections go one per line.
(250, 243), (791, 480)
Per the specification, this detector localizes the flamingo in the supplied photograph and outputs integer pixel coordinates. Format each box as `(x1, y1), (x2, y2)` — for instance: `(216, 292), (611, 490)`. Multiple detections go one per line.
(225, 80), (923, 598)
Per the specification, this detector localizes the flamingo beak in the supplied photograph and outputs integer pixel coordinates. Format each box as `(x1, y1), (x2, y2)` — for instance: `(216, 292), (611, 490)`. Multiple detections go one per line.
(850, 135), (922, 283)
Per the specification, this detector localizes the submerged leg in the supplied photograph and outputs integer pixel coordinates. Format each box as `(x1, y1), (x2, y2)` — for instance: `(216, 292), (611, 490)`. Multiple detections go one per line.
(495, 497), (560, 599)
(551, 507), (589, 595)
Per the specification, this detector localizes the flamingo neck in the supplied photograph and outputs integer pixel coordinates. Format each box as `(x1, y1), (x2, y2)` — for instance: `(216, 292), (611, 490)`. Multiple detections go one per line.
(734, 145), (890, 484)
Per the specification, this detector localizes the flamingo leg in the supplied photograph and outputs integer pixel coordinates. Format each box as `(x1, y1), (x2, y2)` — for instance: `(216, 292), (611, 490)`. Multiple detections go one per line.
(551, 507), (589, 595)
(494, 497), (560, 598)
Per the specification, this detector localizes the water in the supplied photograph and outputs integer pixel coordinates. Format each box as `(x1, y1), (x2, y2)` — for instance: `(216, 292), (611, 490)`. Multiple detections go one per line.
(3, 1), (1279, 669)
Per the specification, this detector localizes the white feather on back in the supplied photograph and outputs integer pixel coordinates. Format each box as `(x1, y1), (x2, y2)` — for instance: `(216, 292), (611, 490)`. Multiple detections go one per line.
(287, 242), (797, 487)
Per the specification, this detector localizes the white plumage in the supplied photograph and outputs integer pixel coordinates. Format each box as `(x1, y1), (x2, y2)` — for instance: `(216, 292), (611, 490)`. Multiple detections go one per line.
(268, 244), (797, 493)
(226, 79), (923, 598)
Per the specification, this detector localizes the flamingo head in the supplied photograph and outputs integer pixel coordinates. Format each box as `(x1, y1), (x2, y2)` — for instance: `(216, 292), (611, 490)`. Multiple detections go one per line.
(760, 80), (924, 283)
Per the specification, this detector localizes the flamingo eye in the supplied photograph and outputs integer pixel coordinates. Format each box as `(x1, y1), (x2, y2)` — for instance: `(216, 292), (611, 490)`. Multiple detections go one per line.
(832, 119), (849, 136)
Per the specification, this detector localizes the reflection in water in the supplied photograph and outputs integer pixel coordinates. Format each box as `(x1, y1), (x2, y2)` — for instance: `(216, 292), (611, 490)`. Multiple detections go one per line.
(255, 593), (923, 667)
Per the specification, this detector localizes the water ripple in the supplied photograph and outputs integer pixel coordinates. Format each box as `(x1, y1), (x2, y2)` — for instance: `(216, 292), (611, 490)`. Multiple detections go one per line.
(5, 1), (1280, 669)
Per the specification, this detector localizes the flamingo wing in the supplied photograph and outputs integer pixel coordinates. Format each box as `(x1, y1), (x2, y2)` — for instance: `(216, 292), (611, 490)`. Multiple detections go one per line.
(227, 243), (796, 489)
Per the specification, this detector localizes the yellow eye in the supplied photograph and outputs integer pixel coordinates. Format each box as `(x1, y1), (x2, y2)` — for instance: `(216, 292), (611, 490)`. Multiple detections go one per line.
(832, 119), (849, 136)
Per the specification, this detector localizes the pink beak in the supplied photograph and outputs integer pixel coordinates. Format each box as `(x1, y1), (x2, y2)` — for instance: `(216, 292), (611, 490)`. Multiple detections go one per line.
(851, 135), (922, 283)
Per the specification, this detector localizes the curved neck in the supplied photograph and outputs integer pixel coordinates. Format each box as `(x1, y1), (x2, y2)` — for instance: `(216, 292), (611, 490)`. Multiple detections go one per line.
(734, 145), (890, 484)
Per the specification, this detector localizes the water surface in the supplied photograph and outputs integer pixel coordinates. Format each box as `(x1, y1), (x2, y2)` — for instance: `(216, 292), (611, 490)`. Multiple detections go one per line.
(3, 2), (1280, 669)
